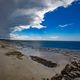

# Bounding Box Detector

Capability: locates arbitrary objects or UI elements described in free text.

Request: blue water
[40,41,80,50]
[14,41,80,50]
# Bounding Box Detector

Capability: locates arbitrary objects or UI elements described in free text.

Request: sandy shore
[0,41,55,80]
[0,41,80,80]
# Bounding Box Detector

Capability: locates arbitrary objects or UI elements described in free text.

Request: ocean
[39,41,80,50]
[11,40,80,50]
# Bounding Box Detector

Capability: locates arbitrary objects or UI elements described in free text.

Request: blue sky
[0,0,80,41]
[41,1,80,39]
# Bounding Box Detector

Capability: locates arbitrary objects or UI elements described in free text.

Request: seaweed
[5,51,24,60]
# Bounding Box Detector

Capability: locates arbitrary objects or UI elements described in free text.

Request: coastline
[0,40,80,80]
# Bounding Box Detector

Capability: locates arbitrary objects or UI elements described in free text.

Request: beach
[0,40,80,80]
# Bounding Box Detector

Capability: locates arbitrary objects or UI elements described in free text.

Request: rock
[51,60,80,80]
[51,74,62,80]
[30,56,57,68]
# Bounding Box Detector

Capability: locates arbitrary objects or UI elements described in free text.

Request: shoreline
[0,40,80,80]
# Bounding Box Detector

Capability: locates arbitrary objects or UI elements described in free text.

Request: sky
[0,0,80,41]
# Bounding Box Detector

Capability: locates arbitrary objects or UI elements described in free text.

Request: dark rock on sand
[30,56,57,68]
[51,60,80,80]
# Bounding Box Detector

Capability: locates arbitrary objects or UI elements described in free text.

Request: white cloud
[11,0,75,32]
[31,24,46,29]
[12,24,46,32]
[13,25,31,32]
[59,23,73,27]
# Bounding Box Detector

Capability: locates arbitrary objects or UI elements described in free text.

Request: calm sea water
[39,41,80,49]
[13,41,80,50]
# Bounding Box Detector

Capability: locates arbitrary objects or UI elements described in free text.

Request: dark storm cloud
[0,0,16,38]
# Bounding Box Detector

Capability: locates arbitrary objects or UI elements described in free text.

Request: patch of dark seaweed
[5,51,24,60]
[30,56,57,68]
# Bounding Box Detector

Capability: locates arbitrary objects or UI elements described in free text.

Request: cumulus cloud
[13,25,31,32]
[0,0,75,38]
[59,23,73,28]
